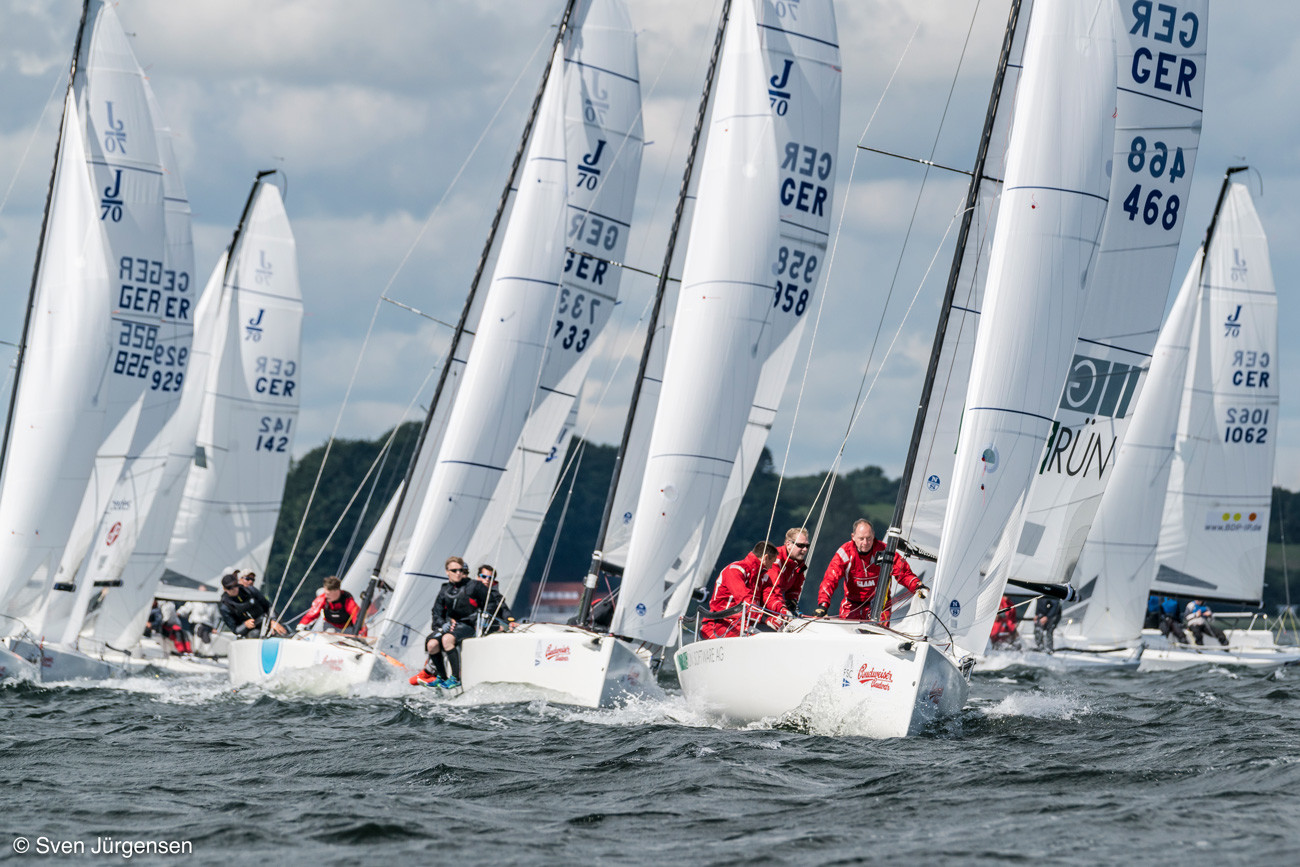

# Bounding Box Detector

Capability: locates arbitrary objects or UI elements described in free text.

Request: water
[2,666,1298,864]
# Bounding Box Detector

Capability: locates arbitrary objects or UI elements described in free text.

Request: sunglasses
[447,567,468,574]
[792,543,809,549]
[478,573,493,579]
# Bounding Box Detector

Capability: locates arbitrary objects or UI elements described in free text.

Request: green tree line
[263,426,1298,617]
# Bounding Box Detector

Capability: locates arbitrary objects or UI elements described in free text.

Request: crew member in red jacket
[298,575,363,635]
[755,527,810,626]
[989,595,1021,650]
[816,519,923,624]
[700,541,779,639]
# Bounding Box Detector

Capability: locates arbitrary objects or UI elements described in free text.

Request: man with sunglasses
[755,527,811,627]
[410,556,481,688]
[473,564,515,635]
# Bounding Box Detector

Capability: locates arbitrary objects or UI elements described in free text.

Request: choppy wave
[4,664,1299,863]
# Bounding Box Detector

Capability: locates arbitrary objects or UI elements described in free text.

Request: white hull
[0,643,39,681]
[6,637,131,681]
[1139,629,1300,671]
[977,641,1143,672]
[227,633,402,689]
[460,622,657,708]
[3,635,228,681]
[673,618,969,738]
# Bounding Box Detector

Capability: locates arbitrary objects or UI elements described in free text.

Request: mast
[0,0,92,484]
[1199,166,1250,280]
[227,170,279,278]
[871,0,1026,622]
[353,0,580,633]
[576,0,733,627]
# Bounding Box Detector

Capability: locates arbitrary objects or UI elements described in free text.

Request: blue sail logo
[1224,304,1243,338]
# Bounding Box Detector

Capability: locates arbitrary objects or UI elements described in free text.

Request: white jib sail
[376,47,574,665]
[163,183,302,586]
[1151,182,1276,603]
[612,0,839,646]
[0,97,113,621]
[899,0,1035,558]
[1066,250,1202,646]
[926,0,1117,653]
[1000,0,1208,588]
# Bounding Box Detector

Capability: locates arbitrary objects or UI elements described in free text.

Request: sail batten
[925,0,1119,652]
[612,0,840,646]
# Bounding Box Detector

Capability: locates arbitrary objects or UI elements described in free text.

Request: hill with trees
[263,427,1299,618]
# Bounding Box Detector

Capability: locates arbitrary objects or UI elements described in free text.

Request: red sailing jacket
[756,545,807,618]
[818,539,918,622]
[990,596,1018,642]
[301,590,362,633]
[701,553,764,640]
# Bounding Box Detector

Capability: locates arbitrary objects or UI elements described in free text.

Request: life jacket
[321,591,356,628]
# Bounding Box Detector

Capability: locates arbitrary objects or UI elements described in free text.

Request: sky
[2,0,1299,489]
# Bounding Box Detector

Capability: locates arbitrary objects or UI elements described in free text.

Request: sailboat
[675,0,1010,735]
[163,174,308,686]
[457,0,843,707]
[1054,171,1296,670]
[975,0,1209,670]
[230,0,643,690]
[677,0,1205,735]
[0,0,194,681]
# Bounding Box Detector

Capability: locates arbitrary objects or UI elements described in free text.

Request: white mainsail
[376,3,643,664]
[89,253,225,648]
[163,182,303,585]
[926,0,1117,652]
[612,0,840,646]
[0,96,112,620]
[1150,181,1276,604]
[45,84,197,646]
[1000,0,1208,587]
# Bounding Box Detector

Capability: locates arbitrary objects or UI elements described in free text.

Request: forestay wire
[269,26,555,614]
[758,20,923,553]
[763,1,985,566]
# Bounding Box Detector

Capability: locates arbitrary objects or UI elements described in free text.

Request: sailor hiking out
[700,542,780,639]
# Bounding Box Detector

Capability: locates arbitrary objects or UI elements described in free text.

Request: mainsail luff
[876,0,1031,619]
[351,0,584,633]
[925,0,1117,651]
